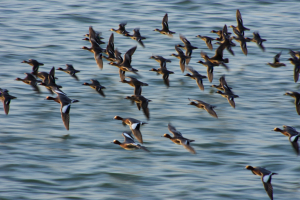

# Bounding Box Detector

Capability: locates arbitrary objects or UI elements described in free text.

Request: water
[0,0,300,199]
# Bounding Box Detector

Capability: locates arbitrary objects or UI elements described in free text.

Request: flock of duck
[1,10,300,200]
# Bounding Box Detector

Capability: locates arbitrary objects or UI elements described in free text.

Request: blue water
[0,0,300,199]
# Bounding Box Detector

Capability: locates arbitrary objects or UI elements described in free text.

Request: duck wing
[179,138,196,154]
[162,13,169,31]
[203,104,218,118]
[168,123,183,137]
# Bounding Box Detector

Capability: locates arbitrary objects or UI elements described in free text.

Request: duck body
[45,89,79,130]
[188,98,218,118]
[57,64,80,81]
[82,79,106,97]
[114,116,147,144]
[0,88,17,115]
[163,123,196,154]
[273,125,300,155]
[245,165,277,200]
[125,95,151,120]
[112,132,149,152]
[153,13,175,36]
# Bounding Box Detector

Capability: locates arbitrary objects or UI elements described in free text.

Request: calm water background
[0,0,300,199]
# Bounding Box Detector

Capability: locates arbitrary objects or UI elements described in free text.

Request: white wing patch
[290,135,298,142]
[131,123,139,130]
[123,132,134,140]
[262,174,270,183]
[62,104,70,113]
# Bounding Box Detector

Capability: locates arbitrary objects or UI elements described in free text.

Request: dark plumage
[267,52,286,68]
[45,89,79,130]
[15,73,41,93]
[177,34,198,57]
[229,9,250,36]
[57,64,80,81]
[112,132,149,152]
[124,28,146,48]
[109,46,138,81]
[170,45,191,73]
[0,88,17,115]
[188,98,218,118]
[163,123,196,154]
[125,95,151,120]
[114,116,147,144]
[82,79,106,97]
[184,66,207,91]
[273,125,300,155]
[216,75,239,108]
[153,13,175,37]
[196,35,215,50]
[110,22,129,35]
[245,166,277,200]
[120,76,148,95]
[21,59,44,73]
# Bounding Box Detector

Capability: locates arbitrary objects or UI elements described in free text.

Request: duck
[195,35,215,50]
[39,67,62,94]
[120,76,148,95]
[113,116,147,144]
[170,45,191,73]
[29,63,57,84]
[210,28,232,41]
[216,76,239,108]
[109,46,138,81]
[45,89,79,130]
[211,75,232,90]
[149,55,172,68]
[163,123,196,154]
[231,28,251,56]
[112,132,149,152]
[102,33,116,61]
[89,38,104,70]
[82,79,106,97]
[249,32,266,52]
[110,22,129,35]
[177,34,198,57]
[38,67,62,94]
[284,91,300,115]
[267,52,286,68]
[149,67,174,88]
[124,28,146,48]
[216,90,239,108]
[125,95,151,120]
[15,73,41,93]
[197,52,219,82]
[153,13,175,37]
[184,66,207,91]
[0,88,17,115]
[201,47,229,71]
[188,98,218,118]
[273,125,300,155]
[215,24,236,56]
[57,64,80,81]
[229,9,250,36]
[245,166,277,200]
[149,55,174,87]
[84,26,105,45]
[21,59,44,72]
